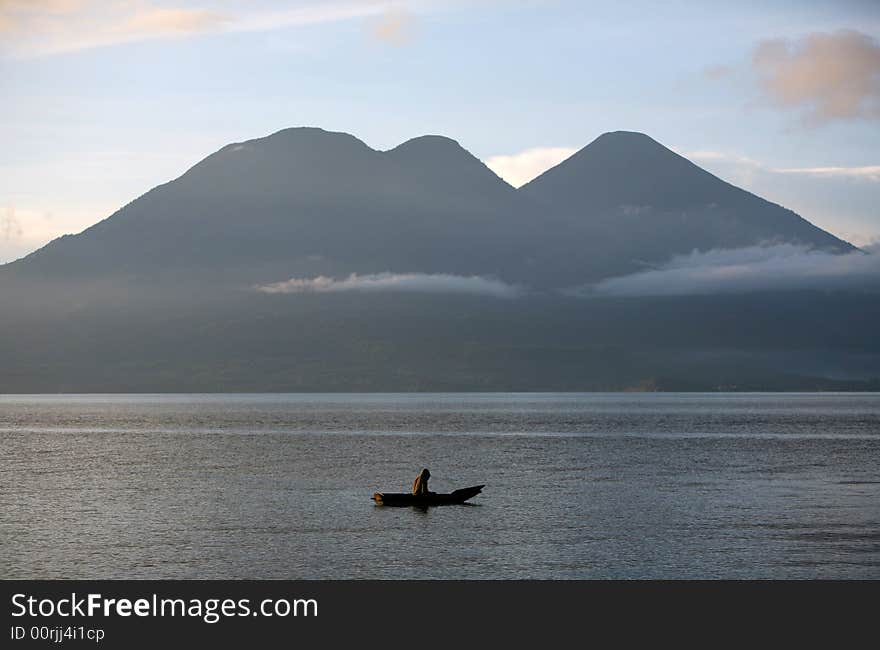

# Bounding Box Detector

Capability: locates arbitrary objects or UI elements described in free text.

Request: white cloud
[257,272,521,298]
[121,7,229,37]
[685,150,760,165]
[772,166,880,181]
[0,1,398,57]
[751,30,880,124]
[587,243,880,297]
[0,0,83,13]
[484,147,577,188]
[682,149,880,246]
[687,149,880,182]
[229,2,390,35]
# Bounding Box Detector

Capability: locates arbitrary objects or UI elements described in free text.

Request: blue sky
[1,0,879,262]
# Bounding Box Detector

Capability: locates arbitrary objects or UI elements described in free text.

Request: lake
[1,393,878,579]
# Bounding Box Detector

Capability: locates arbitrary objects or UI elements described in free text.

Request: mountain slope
[519,131,852,279]
[0,127,875,392]
[4,128,528,286]
[2,128,854,291]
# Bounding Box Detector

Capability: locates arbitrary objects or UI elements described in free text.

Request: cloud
[751,30,880,124]
[1,206,23,240]
[772,165,880,181]
[703,64,732,80]
[371,8,414,46]
[681,149,880,246]
[0,0,78,31]
[230,2,390,35]
[0,0,82,12]
[586,244,880,297]
[484,147,577,188]
[257,272,521,298]
[687,149,880,182]
[121,8,229,37]
[0,1,230,55]
[0,1,396,57]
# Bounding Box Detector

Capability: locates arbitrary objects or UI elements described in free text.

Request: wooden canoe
[372,485,484,507]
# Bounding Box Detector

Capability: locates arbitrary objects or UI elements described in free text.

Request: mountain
[0,127,875,392]
[4,127,531,287]
[519,131,853,282]
[3,128,852,291]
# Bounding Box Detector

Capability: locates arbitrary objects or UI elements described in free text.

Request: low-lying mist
[256,272,522,298]
[588,243,880,297]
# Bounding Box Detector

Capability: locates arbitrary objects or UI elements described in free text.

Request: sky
[1,0,879,263]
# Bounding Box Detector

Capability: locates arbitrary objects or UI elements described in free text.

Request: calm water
[1,393,879,579]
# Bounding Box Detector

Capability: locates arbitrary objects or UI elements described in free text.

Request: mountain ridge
[521,130,851,251]
[0,126,876,392]
[1,126,853,288]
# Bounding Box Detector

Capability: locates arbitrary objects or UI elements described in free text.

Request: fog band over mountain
[590,243,880,296]
[257,272,522,298]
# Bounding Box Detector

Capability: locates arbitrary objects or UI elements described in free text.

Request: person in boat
[412,468,431,496]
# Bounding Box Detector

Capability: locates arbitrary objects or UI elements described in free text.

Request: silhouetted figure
[412,468,431,496]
